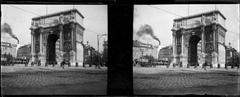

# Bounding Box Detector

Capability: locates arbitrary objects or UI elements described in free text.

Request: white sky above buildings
[1,5,108,52]
[134,4,240,52]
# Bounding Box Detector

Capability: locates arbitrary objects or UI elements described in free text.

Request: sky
[1,5,107,52]
[134,4,240,52]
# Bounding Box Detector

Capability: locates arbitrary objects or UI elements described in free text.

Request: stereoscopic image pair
[1,4,240,95]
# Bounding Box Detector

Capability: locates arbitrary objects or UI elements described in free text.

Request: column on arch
[39,28,44,65]
[70,23,76,66]
[58,24,64,65]
[31,29,36,63]
[172,31,177,66]
[201,26,206,66]
[180,30,187,67]
[212,24,218,66]
[181,33,184,56]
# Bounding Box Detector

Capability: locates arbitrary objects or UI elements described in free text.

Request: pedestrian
[203,62,207,70]
[94,55,101,69]
[97,56,101,69]
[61,61,65,69]
[83,62,85,68]
[31,61,34,66]
[180,62,183,68]
[38,60,41,66]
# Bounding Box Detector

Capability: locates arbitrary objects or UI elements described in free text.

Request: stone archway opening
[188,35,201,66]
[46,34,59,64]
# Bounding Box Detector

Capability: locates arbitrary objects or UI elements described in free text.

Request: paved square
[134,67,240,95]
[1,65,107,95]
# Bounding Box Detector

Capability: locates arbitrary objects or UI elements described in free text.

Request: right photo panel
[133,4,240,95]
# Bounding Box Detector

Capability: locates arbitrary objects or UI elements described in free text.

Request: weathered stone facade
[30,9,85,66]
[171,10,227,67]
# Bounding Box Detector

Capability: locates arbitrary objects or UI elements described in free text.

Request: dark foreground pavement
[134,67,240,95]
[1,66,107,95]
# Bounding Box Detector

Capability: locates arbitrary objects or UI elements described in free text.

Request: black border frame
[1,0,240,96]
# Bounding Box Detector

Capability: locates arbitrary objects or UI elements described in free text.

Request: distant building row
[16,41,108,65]
[158,43,240,66]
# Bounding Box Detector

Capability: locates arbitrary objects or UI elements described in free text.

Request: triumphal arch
[30,9,85,66]
[171,10,227,68]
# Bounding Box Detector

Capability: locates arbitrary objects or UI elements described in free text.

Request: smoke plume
[136,24,160,45]
[1,23,19,44]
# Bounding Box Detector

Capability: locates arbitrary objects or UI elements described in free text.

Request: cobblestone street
[134,67,240,95]
[1,65,107,95]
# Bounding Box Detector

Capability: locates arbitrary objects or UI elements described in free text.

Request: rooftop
[32,9,84,20]
[174,10,226,21]
[160,45,172,50]
[133,40,155,49]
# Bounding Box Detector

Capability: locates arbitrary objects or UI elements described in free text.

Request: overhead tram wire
[44,5,48,24]
[214,5,240,40]
[238,4,240,21]
[227,30,240,35]
[8,5,40,16]
[148,5,240,37]
[147,5,184,18]
[217,5,240,36]
[187,4,189,26]
[9,4,101,36]
[85,28,99,35]
[215,4,217,11]
[188,4,189,17]
[71,6,104,43]
[46,5,48,15]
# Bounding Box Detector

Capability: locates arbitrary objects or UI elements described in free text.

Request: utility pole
[97,34,107,68]
[97,35,99,53]
[140,48,144,65]
[97,34,107,53]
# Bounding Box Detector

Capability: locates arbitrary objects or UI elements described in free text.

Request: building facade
[83,42,95,64]
[225,43,240,67]
[158,45,173,62]
[17,44,31,59]
[172,10,227,67]
[1,42,18,57]
[1,23,18,58]
[102,41,108,65]
[133,40,158,60]
[30,9,85,66]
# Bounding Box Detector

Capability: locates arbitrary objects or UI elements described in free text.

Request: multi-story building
[102,41,108,66]
[158,45,173,62]
[17,44,31,59]
[133,40,158,60]
[1,23,19,58]
[83,42,95,64]
[225,43,240,67]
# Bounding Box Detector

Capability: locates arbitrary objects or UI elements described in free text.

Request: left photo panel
[1,4,108,95]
